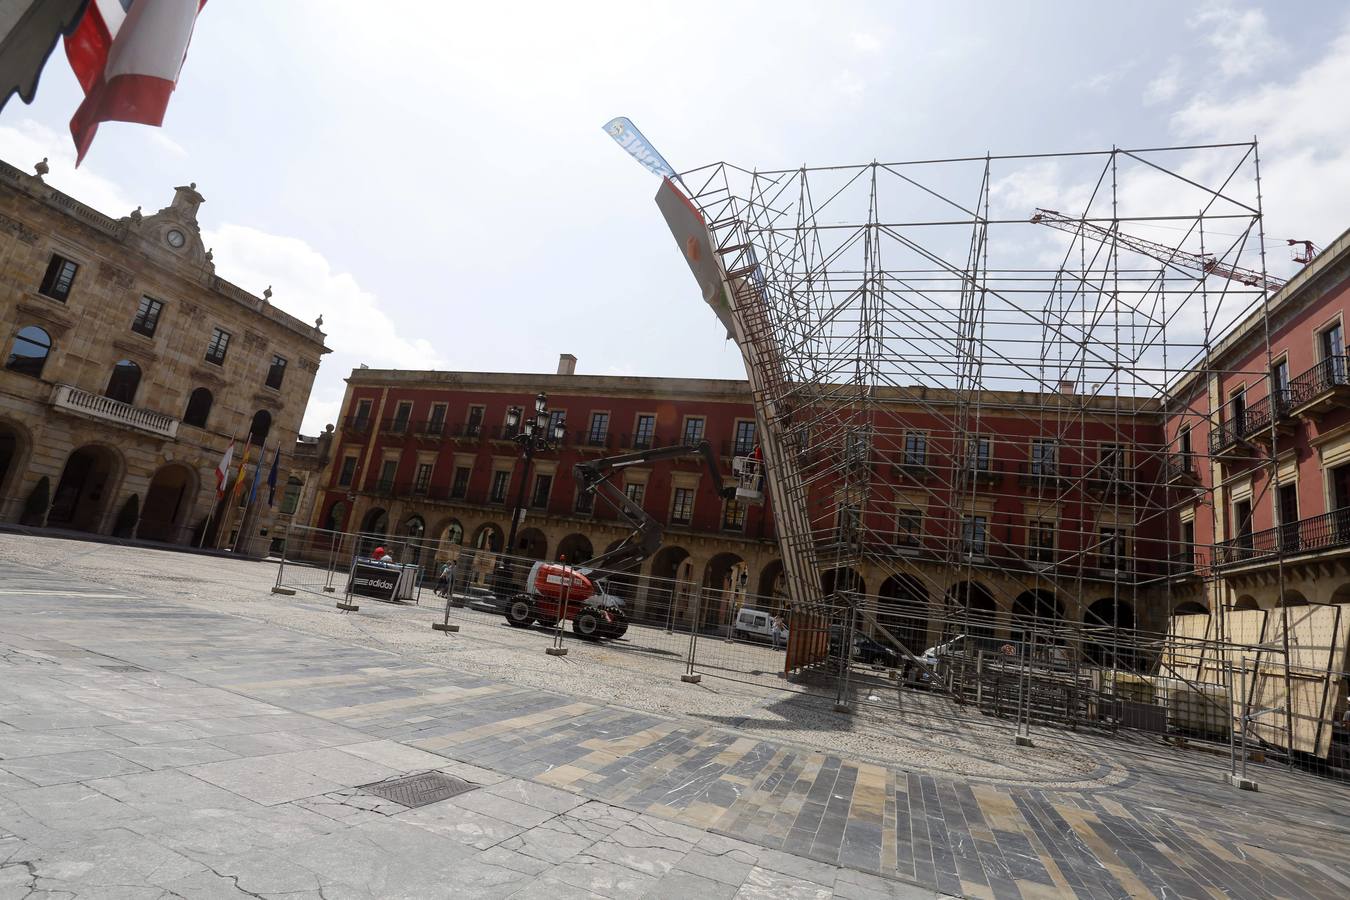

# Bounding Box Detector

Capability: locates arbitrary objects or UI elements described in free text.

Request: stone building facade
[0,157,329,551]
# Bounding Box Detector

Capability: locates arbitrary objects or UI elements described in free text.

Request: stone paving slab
[0,557,1348,897]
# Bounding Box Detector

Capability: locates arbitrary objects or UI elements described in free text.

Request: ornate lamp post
[495,392,566,593]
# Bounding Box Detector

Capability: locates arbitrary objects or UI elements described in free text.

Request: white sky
[2,0,1348,433]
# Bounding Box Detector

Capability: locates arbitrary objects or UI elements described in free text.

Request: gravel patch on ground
[0,535,1124,787]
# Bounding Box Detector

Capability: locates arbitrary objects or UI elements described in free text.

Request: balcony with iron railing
[379,416,414,436]
[1017,460,1068,491]
[1288,355,1350,418]
[341,415,373,436]
[1238,389,1293,445]
[1214,507,1350,570]
[1164,452,1201,484]
[1084,462,1132,498]
[958,457,1003,488]
[50,384,178,439]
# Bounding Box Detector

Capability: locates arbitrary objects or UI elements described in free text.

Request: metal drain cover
[360,772,478,808]
[99,665,147,673]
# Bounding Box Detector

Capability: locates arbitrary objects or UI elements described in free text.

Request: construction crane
[1030,208,1287,293]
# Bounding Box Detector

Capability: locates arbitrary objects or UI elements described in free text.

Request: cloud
[851,32,883,54]
[1144,59,1182,105]
[202,224,450,433]
[0,118,135,215]
[145,129,188,158]
[1172,21,1350,249]
[1188,2,1283,78]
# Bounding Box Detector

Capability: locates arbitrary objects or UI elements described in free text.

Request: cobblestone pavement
[0,551,1348,898]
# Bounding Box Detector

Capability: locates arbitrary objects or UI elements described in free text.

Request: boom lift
[501,441,762,639]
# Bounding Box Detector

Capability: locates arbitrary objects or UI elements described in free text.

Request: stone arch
[877,574,928,653]
[1331,583,1350,605]
[649,545,693,627]
[248,409,272,445]
[1011,589,1065,649]
[1275,589,1309,607]
[1232,594,1259,611]
[433,517,464,547]
[703,552,748,632]
[0,418,34,518]
[400,515,427,566]
[104,359,141,404]
[945,581,997,646]
[321,499,348,533]
[20,475,49,526]
[473,522,503,552]
[555,533,593,564]
[6,324,52,378]
[1174,600,1209,616]
[514,527,547,560]
[112,494,139,538]
[757,559,785,608]
[47,444,123,533]
[183,387,213,428]
[821,566,866,599]
[139,462,199,543]
[1083,597,1140,670]
[358,506,389,556]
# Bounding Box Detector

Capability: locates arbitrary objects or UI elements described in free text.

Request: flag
[65,0,207,165]
[602,117,676,179]
[213,437,234,499]
[248,443,266,506]
[266,445,281,507]
[232,440,252,500]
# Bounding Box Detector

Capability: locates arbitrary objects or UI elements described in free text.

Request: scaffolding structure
[655,142,1349,764]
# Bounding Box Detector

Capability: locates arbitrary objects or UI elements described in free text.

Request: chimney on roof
[1058,379,1075,395]
[557,353,577,376]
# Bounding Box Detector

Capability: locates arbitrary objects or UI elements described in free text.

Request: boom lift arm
[574,441,738,575]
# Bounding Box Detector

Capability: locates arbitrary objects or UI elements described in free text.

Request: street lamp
[494,392,565,595]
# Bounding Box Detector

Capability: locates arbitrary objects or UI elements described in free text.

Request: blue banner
[602,116,676,179]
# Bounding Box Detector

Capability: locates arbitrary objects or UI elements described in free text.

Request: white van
[733,608,786,644]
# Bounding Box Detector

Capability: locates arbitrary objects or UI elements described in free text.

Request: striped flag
[213,437,234,499]
[231,440,252,501]
[266,445,281,507]
[65,0,207,164]
[248,443,266,506]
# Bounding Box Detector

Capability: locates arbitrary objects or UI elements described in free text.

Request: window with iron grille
[967,436,991,470]
[837,504,860,543]
[392,401,412,433]
[337,456,358,487]
[466,405,484,436]
[671,487,694,524]
[489,470,510,503]
[896,508,921,546]
[204,327,230,365]
[904,432,927,467]
[634,414,655,449]
[414,463,433,494]
[131,297,163,337]
[378,459,398,491]
[354,398,372,430]
[450,466,471,498]
[1028,521,1055,563]
[265,354,287,389]
[531,474,552,508]
[39,254,78,301]
[961,515,988,556]
[722,499,746,531]
[682,416,705,444]
[548,409,566,437]
[1100,528,1126,568]
[624,482,645,506]
[427,404,447,433]
[1100,443,1125,480]
[1030,439,1056,475]
[587,412,609,445]
[733,420,756,456]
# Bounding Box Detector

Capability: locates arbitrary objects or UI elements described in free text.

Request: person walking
[437,559,456,598]
[771,614,787,651]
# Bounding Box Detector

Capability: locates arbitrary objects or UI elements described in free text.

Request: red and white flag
[64,0,207,165]
[214,438,235,500]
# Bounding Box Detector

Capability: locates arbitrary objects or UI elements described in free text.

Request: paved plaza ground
[1,537,1349,898]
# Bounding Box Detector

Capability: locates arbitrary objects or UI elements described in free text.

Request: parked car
[733,607,787,644]
[851,634,902,667]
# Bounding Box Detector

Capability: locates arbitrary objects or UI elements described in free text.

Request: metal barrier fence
[270,522,1350,784]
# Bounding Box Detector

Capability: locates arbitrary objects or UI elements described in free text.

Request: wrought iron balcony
[379,417,412,435]
[341,415,372,436]
[958,458,1003,487]
[1237,389,1293,444]
[1288,355,1350,418]
[50,384,178,439]
[1214,507,1350,570]
[1164,452,1201,484]
[1017,461,1067,490]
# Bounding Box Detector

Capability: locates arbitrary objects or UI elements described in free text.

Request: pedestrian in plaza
[771,613,786,651]
[437,559,456,597]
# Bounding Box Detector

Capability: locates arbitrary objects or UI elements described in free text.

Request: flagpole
[202,428,241,549]
[234,442,267,556]
[218,434,252,552]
